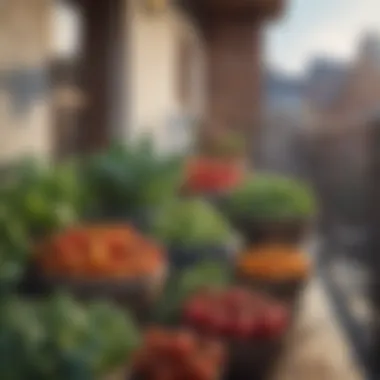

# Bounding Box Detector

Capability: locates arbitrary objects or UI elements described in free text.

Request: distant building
[257,70,306,175]
[305,33,380,132]
[264,70,305,113]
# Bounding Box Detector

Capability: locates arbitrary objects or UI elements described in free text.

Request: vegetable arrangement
[184,157,244,194]
[81,140,184,224]
[36,225,165,279]
[152,262,231,326]
[0,143,313,379]
[132,328,225,380]
[183,287,289,340]
[152,199,233,248]
[2,159,85,238]
[0,293,140,380]
[236,245,310,281]
[184,132,246,194]
[224,175,316,222]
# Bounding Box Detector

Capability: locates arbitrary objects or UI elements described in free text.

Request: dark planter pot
[182,324,286,380]
[19,263,167,324]
[224,336,285,380]
[235,273,307,311]
[168,244,236,271]
[230,217,310,245]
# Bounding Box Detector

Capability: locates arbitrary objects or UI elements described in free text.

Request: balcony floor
[272,278,364,380]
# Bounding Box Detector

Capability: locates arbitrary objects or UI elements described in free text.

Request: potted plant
[151,199,238,270]
[235,245,311,307]
[222,174,316,244]
[30,224,168,322]
[81,138,184,232]
[183,132,246,197]
[181,286,291,379]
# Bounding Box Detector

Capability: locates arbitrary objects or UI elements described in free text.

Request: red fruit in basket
[207,311,230,336]
[153,368,176,380]
[260,305,289,338]
[185,356,218,380]
[184,300,209,325]
[223,287,250,308]
[145,328,171,349]
[172,331,197,358]
[233,312,259,339]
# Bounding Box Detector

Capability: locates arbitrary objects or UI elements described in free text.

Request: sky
[266,0,380,75]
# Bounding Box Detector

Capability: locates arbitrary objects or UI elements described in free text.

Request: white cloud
[267,0,380,74]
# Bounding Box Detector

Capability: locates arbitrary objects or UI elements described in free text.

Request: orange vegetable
[36,224,165,280]
[236,245,310,281]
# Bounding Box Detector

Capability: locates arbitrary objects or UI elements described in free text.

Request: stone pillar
[203,21,262,147]
[181,0,283,160]
[76,0,126,154]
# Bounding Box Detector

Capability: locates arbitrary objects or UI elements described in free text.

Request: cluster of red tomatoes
[36,225,164,279]
[183,287,289,340]
[184,157,244,194]
[132,328,225,380]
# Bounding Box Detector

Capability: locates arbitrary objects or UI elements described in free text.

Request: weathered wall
[0,0,52,163]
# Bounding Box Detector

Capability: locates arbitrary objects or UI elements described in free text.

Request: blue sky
[266,0,380,74]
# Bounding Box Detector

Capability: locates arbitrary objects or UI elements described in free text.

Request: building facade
[0,0,52,164]
[1,0,285,162]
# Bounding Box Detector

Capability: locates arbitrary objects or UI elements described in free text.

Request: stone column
[76,0,126,154]
[203,20,262,148]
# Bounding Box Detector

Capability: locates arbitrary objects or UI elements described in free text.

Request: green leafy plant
[0,158,85,238]
[225,174,316,221]
[152,198,233,247]
[81,138,184,220]
[0,293,141,380]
